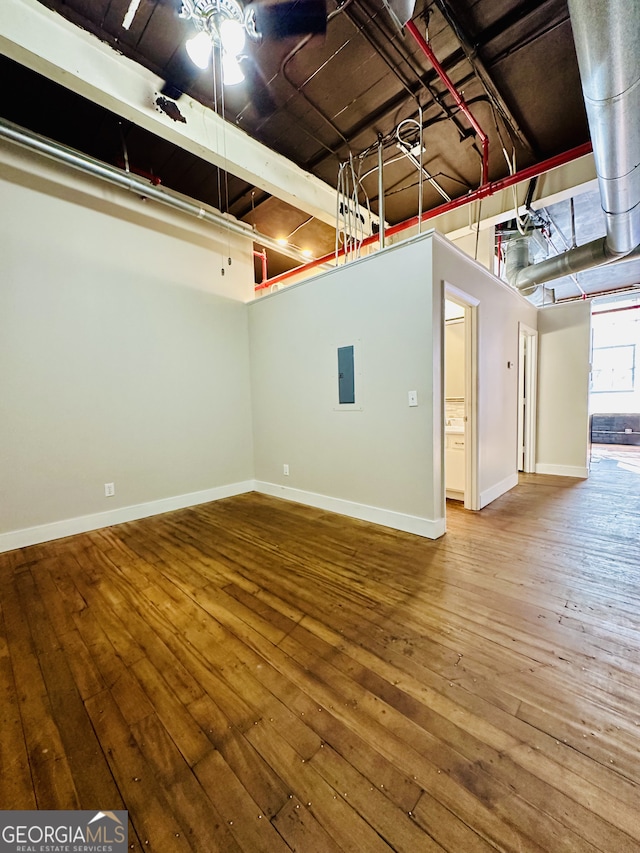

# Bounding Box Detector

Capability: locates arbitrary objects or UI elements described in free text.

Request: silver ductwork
[512,236,640,294]
[570,0,640,256]
[504,236,531,288]
[510,0,640,291]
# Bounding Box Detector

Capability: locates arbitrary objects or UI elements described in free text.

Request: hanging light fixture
[185,30,214,68]
[180,0,255,82]
[219,17,246,55]
[181,0,328,78]
[220,16,246,83]
[221,53,245,84]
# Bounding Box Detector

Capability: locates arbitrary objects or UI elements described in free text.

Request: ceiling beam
[473,0,556,50]
[0,0,374,232]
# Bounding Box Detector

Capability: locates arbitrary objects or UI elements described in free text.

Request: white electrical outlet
[283,464,290,476]
[104,482,115,497]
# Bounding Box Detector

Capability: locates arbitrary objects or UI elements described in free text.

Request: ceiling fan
[158,0,329,117]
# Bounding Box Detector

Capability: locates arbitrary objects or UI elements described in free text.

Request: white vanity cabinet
[445,430,465,499]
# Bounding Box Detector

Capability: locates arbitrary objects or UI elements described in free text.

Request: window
[591,344,636,393]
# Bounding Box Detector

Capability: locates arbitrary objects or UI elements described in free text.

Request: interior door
[518,331,526,471]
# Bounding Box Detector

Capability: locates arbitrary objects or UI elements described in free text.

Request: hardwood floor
[1,458,639,851]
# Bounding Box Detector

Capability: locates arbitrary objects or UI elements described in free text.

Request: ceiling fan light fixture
[186,31,213,68]
[220,18,246,56]
[222,53,245,85]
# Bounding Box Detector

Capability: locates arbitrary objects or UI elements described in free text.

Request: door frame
[445,283,480,511]
[518,322,538,474]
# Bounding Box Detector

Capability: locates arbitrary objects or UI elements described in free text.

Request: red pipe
[256,140,593,290]
[253,248,268,283]
[405,19,489,186]
[592,303,640,316]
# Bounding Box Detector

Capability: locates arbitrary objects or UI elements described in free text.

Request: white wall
[433,236,538,507]
[1,137,591,552]
[0,143,255,550]
[249,230,540,535]
[448,227,495,273]
[249,236,444,538]
[536,301,591,477]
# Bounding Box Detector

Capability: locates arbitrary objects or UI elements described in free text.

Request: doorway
[444,300,465,501]
[517,323,538,473]
[444,285,479,511]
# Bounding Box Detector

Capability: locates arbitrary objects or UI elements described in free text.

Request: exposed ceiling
[1,0,638,298]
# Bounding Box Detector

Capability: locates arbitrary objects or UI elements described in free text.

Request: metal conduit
[0,117,323,271]
[257,141,593,290]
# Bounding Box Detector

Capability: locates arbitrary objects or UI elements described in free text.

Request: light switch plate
[408,390,418,407]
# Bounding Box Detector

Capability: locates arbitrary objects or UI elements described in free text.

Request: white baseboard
[255,481,446,539]
[535,463,589,478]
[1,478,448,553]
[0,480,255,554]
[479,472,519,509]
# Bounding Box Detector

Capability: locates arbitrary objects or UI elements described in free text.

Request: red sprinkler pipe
[405,19,489,187]
[253,248,268,283]
[255,141,592,291]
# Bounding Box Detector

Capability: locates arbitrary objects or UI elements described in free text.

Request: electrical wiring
[502,146,530,235]
[335,154,372,263]
[396,117,450,203]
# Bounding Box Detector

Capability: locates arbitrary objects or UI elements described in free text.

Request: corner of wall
[0,481,256,554]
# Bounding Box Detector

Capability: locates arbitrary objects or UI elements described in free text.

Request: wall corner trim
[0,480,256,554]
[479,472,519,509]
[535,464,589,478]
[255,481,446,539]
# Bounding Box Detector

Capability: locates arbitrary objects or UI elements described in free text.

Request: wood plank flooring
[1,455,639,852]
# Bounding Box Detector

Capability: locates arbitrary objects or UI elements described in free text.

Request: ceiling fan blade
[251,0,327,40]
[239,55,277,117]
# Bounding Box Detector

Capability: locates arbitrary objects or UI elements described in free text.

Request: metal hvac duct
[509,0,640,292]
